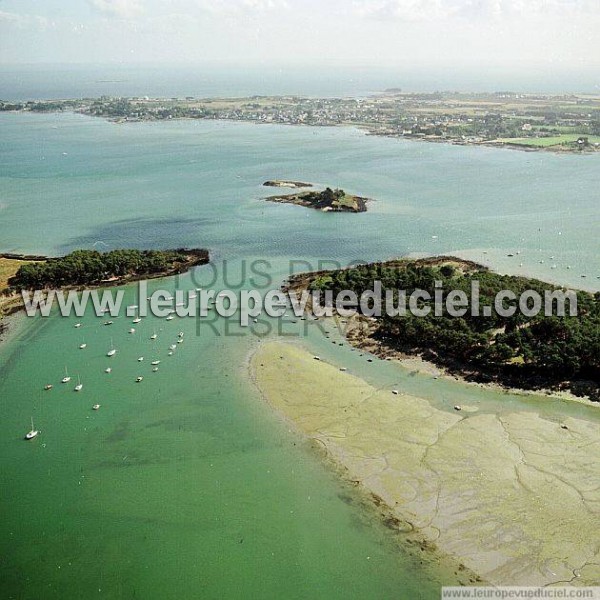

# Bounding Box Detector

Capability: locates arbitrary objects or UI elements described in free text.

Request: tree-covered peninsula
[287,257,600,401]
[7,248,209,290]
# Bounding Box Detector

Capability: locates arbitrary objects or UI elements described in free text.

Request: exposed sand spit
[252,341,600,587]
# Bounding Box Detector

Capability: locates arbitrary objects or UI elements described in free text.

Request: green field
[0,257,33,290]
[500,134,600,148]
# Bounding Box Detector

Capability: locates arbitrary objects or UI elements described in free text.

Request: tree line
[10,248,208,290]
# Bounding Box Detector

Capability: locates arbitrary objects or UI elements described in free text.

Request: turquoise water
[1,112,600,599]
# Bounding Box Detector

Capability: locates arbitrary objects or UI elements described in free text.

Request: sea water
[1,111,599,599]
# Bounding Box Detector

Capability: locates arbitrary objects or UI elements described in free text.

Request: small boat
[150,331,158,340]
[92,404,100,411]
[152,367,159,372]
[133,317,142,324]
[74,375,83,392]
[129,328,136,334]
[168,351,174,356]
[138,357,144,362]
[178,332,184,338]
[104,321,114,326]
[151,360,161,366]
[25,417,39,440]
[169,344,177,350]
[74,323,82,328]
[44,384,53,391]
[105,367,112,374]
[177,339,183,344]
[454,405,462,412]
[392,390,399,395]
[107,338,117,357]
[136,376,143,383]
[313,356,320,361]
[79,342,87,349]
[166,315,174,321]
[61,367,71,384]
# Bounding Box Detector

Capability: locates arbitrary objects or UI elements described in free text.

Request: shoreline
[337,312,600,409]
[3,103,600,155]
[246,341,485,588]
[250,340,600,587]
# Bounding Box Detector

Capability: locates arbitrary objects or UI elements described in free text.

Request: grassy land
[0,257,41,321]
[500,134,600,147]
[0,257,33,291]
[335,193,360,209]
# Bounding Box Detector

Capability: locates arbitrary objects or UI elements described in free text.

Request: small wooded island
[265,186,370,213]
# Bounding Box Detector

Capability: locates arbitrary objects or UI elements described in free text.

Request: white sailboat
[107,338,117,357]
[150,329,158,340]
[61,367,71,384]
[25,417,39,440]
[74,375,83,392]
[79,338,87,349]
[133,317,142,324]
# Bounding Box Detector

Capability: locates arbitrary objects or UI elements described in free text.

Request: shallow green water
[1,112,599,599]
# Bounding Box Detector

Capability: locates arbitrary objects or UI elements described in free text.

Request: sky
[0,0,599,71]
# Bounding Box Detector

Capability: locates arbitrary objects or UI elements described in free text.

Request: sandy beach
[251,341,600,587]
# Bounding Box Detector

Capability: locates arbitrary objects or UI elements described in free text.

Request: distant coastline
[3,91,600,154]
